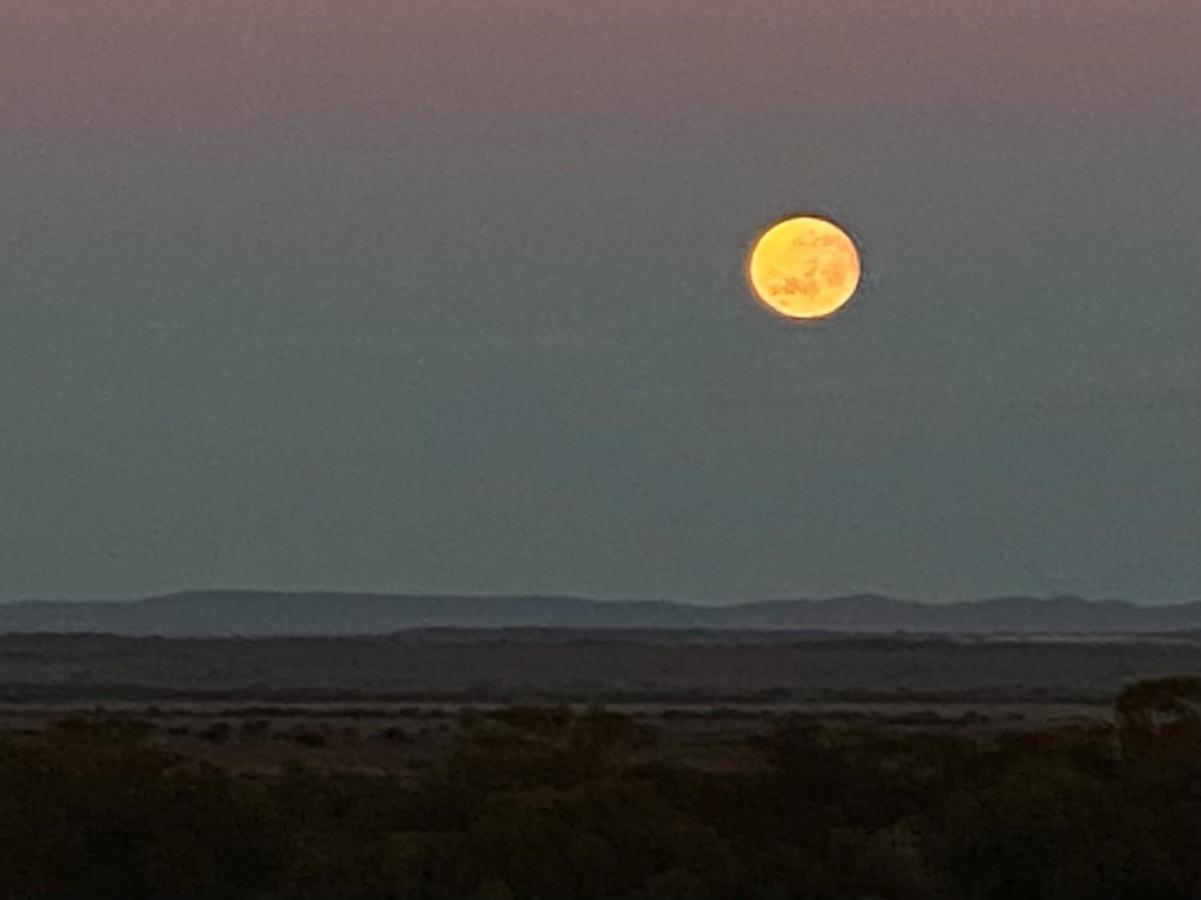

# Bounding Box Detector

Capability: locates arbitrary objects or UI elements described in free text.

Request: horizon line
[3,589,1196,609]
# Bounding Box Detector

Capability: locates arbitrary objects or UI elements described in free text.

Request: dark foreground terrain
[2,675,1200,899]
[3,632,1201,898]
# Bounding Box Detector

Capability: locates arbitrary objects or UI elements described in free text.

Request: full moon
[747,215,862,320]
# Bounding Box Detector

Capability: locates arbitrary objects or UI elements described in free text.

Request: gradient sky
[1,1,1198,602]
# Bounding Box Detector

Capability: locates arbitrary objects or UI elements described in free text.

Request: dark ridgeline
[0,591,1198,636]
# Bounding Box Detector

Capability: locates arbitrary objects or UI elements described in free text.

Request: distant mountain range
[0,591,1198,636]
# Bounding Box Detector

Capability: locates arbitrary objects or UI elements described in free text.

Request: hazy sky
[2,1,1198,602]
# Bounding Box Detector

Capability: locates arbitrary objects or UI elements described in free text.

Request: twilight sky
[1,1,1198,603]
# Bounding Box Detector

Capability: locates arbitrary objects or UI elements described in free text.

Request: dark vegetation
[1,678,1199,899]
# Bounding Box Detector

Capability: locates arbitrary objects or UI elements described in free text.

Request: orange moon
[747,215,862,320]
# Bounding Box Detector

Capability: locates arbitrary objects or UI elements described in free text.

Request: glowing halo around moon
[747,215,862,320]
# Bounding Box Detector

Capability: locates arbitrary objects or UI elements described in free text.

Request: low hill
[0,591,1198,636]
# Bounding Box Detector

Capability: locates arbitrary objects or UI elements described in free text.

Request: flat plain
[2,629,1198,772]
